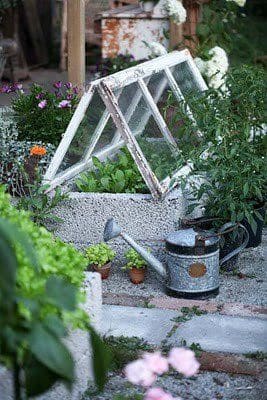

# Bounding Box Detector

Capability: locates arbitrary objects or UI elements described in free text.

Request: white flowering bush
[195,46,229,90]
[227,0,246,7]
[164,0,186,25]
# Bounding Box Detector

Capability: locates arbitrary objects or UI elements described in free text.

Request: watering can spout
[103,218,167,279]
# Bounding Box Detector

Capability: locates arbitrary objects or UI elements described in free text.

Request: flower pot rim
[90,261,112,270]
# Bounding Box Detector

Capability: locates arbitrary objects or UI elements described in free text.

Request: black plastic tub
[242,204,266,248]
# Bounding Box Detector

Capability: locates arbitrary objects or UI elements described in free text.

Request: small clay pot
[129,267,146,284]
[92,262,111,280]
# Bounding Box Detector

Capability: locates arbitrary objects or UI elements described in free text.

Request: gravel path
[82,371,266,400]
[102,233,266,306]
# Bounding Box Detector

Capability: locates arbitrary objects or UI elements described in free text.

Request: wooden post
[67,0,85,89]
[169,20,183,50]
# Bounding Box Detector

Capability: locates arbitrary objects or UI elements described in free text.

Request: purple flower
[53,81,62,89]
[72,86,79,95]
[1,84,12,93]
[12,83,23,91]
[38,100,47,109]
[65,82,73,89]
[36,92,44,100]
[58,99,71,108]
[66,93,73,100]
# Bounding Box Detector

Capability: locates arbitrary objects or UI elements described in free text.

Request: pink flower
[65,82,72,89]
[168,348,200,378]
[38,100,47,109]
[58,99,71,108]
[124,359,156,387]
[145,387,181,400]
[53,81,62,89]
[143,352,169,375]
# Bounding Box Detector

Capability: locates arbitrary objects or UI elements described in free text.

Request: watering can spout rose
[103,218,249,298]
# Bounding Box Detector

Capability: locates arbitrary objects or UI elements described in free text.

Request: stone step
[101,305,267,355]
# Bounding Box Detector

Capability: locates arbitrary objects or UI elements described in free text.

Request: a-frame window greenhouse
[44,50,207,199]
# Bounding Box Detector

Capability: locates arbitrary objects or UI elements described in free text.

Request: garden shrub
[0,185,88,328]
[10,82,79,145]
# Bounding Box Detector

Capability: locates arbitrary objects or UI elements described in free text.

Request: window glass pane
[146,71,198,157]
[57,90,117,173]
[116,82,181,182]
[171,61,203,96]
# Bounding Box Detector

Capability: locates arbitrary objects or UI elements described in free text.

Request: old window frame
[44,49,208,198]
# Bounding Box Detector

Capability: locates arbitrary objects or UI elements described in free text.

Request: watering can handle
[218,222,249,266]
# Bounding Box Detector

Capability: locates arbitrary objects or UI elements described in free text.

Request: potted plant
[139,0,159,13]
[85,243,116,279]
[123,248,147,284]
[175,65,266,268]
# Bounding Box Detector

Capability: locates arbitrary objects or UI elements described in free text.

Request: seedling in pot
[123,249,148,284]
[85,243,115,280]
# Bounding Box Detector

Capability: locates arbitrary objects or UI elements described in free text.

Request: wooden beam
[67,0,85,89]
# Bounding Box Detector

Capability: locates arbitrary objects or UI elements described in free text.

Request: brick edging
[198,351,265,376]
[103,292,267,319]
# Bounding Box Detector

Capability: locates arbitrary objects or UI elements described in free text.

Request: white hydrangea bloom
[147,42,168,58]
[194,46,229,91]
[226,0,246,7]
[164,0,187,25]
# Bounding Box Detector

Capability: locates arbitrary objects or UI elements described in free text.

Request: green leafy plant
[123,248,148,270]
[75,149,147,194]
[94,54,139,78]
[174,65,266,233]
[85,243,115,268]
[8,82,79,145]
[0,209,111,399]
[0,185,87,328]
[103,335,154,372]
[18,181,68,226]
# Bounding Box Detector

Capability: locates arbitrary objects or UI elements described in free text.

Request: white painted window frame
[43,49,208,198]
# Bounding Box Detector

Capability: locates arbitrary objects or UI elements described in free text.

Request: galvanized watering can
[104,219,249,298]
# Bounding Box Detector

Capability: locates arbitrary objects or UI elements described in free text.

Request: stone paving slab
[166,314,267,354]
[100,304,179,344]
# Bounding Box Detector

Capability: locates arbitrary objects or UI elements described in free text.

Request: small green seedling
[85,243,115,268]
[122,248,148,270]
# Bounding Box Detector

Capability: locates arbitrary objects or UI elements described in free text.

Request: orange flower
[30,145,47,156]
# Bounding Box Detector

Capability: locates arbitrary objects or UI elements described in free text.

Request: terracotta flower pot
[129,267,146,284]
[92,262,111,280]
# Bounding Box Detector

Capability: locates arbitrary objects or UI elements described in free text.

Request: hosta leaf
[29,323,74,382]
[46,276,77,311]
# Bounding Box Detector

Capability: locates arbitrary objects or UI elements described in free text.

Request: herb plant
[8,82,79,145]
[18,182,68,226]
[176,65,267,233]
[75,149,147,194]
[85,243,116,268]
[123,249,147,270]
